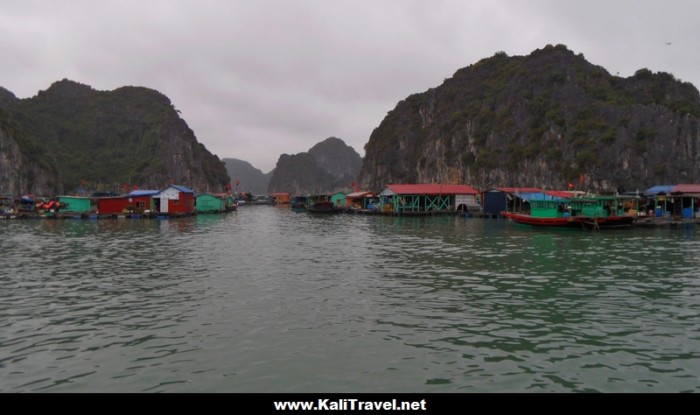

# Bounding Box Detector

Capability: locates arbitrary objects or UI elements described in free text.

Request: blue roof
[519,192,569,201]
[169,185,194,194]
[644,185,674,196]
[129,189,160,197]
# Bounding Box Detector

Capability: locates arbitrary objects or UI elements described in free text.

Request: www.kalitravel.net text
[273,398,428,411]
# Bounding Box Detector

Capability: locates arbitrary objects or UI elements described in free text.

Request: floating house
[57,195,93,216]
[670,184,700,218]
[269,192,291,204]
[378,184,480,214]
[345,191,378,210]
[196,192,227,213]
[643,185,677,217]
[95,185,195,217]
[330,192,347,208]
[156,185,196,215]
[96,190,158,215]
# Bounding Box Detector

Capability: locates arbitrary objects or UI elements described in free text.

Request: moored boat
[306,200,343,214]
[502,195,637,229]
[290,195,309,212]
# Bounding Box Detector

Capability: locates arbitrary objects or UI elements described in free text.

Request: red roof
[386,184,479,195]
[544,190,578,198]
[672,184,700,194]
[491,187,543,193]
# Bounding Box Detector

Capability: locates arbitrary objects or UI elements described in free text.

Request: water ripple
[1,213,700,392]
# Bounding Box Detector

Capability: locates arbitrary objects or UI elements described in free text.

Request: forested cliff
[359,44,700,192]
[268,137,362,194]
[0,80,229,196]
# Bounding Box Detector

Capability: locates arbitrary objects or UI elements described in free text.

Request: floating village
[2,182,700,229]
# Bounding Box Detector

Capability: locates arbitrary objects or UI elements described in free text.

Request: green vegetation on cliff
[2,79,229,194]
[360,44,700,191]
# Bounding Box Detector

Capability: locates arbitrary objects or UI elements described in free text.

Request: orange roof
[386,184,479,195]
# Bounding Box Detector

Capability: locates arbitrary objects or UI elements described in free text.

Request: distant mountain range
[0,78,362,197]
[5,44,699,198]
[221,158,272,195]
[267,137,363,194]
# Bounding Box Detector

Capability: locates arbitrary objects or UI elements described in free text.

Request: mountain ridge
[359,44,700,192]
[0,79,230,196]
[267,137,363,194]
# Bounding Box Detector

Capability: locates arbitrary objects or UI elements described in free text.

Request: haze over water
[2,208,699,392]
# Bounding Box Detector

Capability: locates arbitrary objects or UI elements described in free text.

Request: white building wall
[158,187,181,214]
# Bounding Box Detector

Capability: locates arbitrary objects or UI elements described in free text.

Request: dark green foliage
[2,79,229,193]
[359,44,700,191]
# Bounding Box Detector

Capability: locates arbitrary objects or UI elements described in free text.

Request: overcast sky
[2,0,698,172]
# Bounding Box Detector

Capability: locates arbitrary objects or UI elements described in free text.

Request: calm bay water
[1,207,699,393]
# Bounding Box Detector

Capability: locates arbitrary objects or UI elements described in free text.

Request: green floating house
[379,184,480,214]
[196,192,236,213]
[196,193,226,213]
[58,196,93,215]
[330,192,347,208]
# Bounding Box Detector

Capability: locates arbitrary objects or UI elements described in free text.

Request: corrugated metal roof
[346,191,375,198]
[129,190,160,197]
[672,184,700,194]
[543,190,578,198]
[169,185,195,193]
[645,185,674,195]
[385,184,479,195]
[490,187,543,193]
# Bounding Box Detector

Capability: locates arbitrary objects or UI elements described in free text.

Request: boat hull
[306,201,343,214]
[503,212,635,229]
[306,207,343,214]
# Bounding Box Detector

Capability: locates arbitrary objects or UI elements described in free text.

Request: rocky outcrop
[268,137,362,194]
[0,79,230,195]
[0,122,60,196]
[222,158,272,194]
[359,45,700,192]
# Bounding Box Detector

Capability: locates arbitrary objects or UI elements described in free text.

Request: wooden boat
[503,211,635,229]
[306,200,343,214]
[502,195,637,229]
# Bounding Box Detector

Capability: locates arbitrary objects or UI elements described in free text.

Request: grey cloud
[1,0,699,172]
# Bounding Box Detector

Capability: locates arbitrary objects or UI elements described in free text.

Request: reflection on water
[1,210,699,392]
